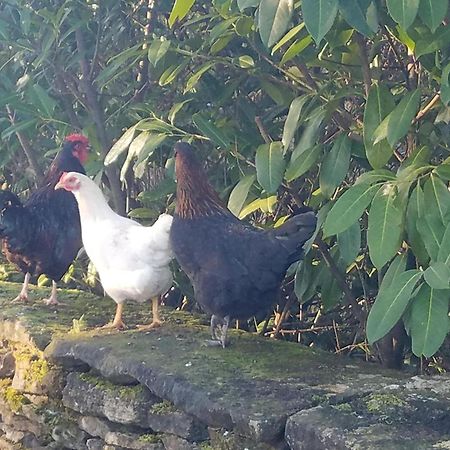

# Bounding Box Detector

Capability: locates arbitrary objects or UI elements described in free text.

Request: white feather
[65,172,173,305]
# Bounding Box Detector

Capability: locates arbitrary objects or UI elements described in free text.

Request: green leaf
[135,133,167,164]
[386,89,421,146]
[159,62,188,86]
[169,0,195,27]
[295,257,312,301]
[424,174,450,223]
[410,284,449,357]
[323,183,380,237]
[338,0,374,37]
[406,184,429,264]
[104,126,136,166]
[258,0,294,47]
[387,0,420,29]
[238,195,277,219]
[148,39,171,67]
[285,145,321,182]
[271,23,305,54]
[367,184,403,269]
[437,223,450,266]
[291,112,324,160]
[192,113,231,148]
[319,135,351,198]
[255,142,286,194]
[138,178,177,203]
[233,55,255,68]
[238,0,261,11]
[367,269,422,344]
[31,84,56,118]
[424,262,450,289]
[280,36,313,64]
[434,163,450,181]
[302,0,339,43]
[441,63,450,106]
[417,214,446,261]
[120,131,153,181]
[418,0,448,32]
[363,84,395,168]
[227,174,256,216]
[1,119,38,140]
[382,253,408,288]
[282,96,310,151]
[355,169,396,185]
[337,221,361,264]
[184,61,216,93]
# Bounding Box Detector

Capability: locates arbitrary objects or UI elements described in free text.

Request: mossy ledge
[1,281,450,449]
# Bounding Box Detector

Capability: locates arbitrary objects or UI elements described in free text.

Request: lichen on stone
[137,433,161,443]
[149,399,177,415]
[365,393,407,414]
[3,385,30,412]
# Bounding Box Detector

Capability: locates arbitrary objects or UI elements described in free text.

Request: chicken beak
[54,180,64,190]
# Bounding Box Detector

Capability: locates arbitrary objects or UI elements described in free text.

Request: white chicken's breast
[55,172,173,329]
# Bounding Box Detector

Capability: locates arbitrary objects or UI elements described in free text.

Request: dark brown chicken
[170,142,317,347]
[0,134,89,305]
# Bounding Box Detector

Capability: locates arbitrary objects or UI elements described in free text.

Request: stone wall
[2,282,450,450]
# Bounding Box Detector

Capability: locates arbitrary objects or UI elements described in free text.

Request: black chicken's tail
[0,190,33,252]
[268,210,317,264]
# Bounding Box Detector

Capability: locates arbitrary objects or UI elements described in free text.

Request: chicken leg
[12,272,31,303]
[137,297,163,330]
[43,280,61,306]
[209,314,230,348]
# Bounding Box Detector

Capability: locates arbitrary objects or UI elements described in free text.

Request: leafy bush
[2,0,450,363]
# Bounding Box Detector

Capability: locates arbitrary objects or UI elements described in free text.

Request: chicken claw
[209,315,230,348]
[11,273,30,303]
[137,297,163,331]
[43,281,64,306]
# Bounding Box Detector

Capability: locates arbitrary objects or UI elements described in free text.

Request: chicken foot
[43,280,63,306]
[208,314,230,348]
[103,303,127,330]
[12,273,31,303]
[137,297,163,330]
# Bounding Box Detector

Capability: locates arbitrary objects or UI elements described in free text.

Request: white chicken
[55,172,173,330]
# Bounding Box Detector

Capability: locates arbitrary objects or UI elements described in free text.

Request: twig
[413,94,440,124]
[5,105,44,183]
[355,34,371,96]
[316,238,365,324]
[255,116,272,144]
[273,295,294,337]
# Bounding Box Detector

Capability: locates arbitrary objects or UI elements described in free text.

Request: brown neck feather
[175,157,228,219]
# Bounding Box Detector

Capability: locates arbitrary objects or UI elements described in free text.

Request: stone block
[160,435,201,450]
[0,351,15,378]
[87,438,105,450]
[79,416,114,439]
[63,372,158,427]
[104,431,164,450]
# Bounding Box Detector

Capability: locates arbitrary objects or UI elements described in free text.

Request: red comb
[65,134,89,144]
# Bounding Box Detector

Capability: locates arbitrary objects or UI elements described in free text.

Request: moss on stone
[365,393,407,414]
[79,372,145,399]
[3,386,30,412]
[332,403,353,412]
[137,433,161,443]
[149,400,177,415]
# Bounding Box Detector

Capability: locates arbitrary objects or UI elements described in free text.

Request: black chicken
[170,142,317,347]
[0,134,89,305]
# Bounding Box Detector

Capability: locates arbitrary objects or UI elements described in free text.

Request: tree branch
[75,27,125,215]
[5,105,44,183]
[355,33,371,96]
[316,238,365,324]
